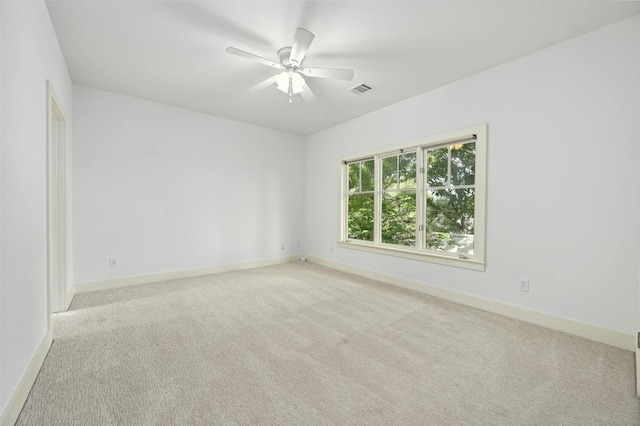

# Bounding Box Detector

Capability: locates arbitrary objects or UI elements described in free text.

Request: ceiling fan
[226,28,354,103]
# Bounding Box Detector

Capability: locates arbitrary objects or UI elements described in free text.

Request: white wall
[0,0,73,416]
[73,86,305,284]
[305,16,640,336]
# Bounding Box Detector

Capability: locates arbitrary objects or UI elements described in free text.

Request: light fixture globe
[275,69,306,95]
[290,72,305,94]
[275,71,290,93]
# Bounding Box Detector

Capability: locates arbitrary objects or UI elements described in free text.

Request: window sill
[337,240,485,271]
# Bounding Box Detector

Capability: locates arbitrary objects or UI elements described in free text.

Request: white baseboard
[636,347,640,397]
[307,255,635,352]
[74,255,301,294]
[65,285,76,311]
[0,329,53,426]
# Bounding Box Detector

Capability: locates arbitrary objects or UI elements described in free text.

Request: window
[381,151,416,247]
[347,159,375,241]
[340,125,487,270]
[425,142,475,255]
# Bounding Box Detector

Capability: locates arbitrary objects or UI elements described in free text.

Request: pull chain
[288,77,293,103]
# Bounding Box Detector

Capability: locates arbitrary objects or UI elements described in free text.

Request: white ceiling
[46,1,640,136]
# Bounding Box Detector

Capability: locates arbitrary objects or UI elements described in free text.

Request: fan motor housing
[277,47,294,67]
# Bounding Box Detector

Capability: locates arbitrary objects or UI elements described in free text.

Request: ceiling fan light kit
[226,27,355,103]
[276,71,304,94]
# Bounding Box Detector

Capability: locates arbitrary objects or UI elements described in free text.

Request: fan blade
[301,67,354,81]
[289,28,315,66]
[300,83,316,103]
[248,75,278,92]
[226,47,281,69]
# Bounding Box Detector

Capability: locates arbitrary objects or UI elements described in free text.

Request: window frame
[339,124,487,271]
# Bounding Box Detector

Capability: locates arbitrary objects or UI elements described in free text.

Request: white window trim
[339,124,487,271]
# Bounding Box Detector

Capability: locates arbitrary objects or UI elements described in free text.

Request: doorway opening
[47,81,68,320]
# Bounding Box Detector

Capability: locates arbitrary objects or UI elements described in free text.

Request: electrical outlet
[109,257,119,268]
[519,279,529,292]
[330,246,334,253]
[280,243,285,250]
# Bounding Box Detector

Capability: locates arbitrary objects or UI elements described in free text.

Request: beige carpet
[16,262,640,425]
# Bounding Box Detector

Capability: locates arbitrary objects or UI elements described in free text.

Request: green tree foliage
[381,192,416,246]
[348,193,374,241]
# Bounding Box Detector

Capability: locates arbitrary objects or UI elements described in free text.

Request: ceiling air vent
[350,82,375,95]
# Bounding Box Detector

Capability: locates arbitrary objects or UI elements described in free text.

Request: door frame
[46,80,70,320]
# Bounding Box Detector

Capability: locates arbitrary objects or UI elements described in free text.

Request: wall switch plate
[280,243,285,250]
[519,279,529,292]
[109,257,119,268]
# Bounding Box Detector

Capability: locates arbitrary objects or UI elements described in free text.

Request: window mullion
[342,162,349,241]
[374,156,382,245]
[416,148,425,250]
[447,147,452,187]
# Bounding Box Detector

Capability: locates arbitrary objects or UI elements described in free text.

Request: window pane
[399,153,417,189]
[382,156,398,191]
[382,191,416,247]
[348,193,374,241]
[426,188,475,254]
[426,147,448,187]
[361,159,375,192]
[348,163,360,192]
[451,142,475,186]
